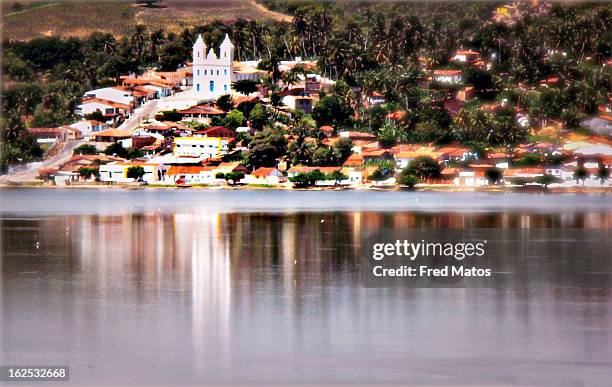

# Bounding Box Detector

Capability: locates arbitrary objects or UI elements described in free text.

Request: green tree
[157,40,187,71]
[399,173,419,188]
[233,79,259,95]
[216,94,234,112]
[596,165,609,185]
[573,165,588,186]
[534,174,560,188]
[73,144,98,155]
[289,173,315,188]
[247,127,287,168]
[217,171,245,185]
[84,110,106,122]
[155,109,181,122]
[333,138,353,164]
[248,104,269,130]
[128,148,145,159]
[312,146,334,166]
[377,123,401,148]
[78,167,99,179]
[126,166,145,181]
[327,170,348,184]
[312,95,354,128]
[485,167,502,185]
[405,156,440,179]
[224,109,245,130]
[104,143,128,158]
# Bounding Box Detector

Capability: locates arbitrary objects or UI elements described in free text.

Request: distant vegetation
[1,0,292,40]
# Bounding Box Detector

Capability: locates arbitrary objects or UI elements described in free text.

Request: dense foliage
[2,1,610,170]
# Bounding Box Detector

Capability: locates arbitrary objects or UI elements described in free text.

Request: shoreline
[1,181,611,194]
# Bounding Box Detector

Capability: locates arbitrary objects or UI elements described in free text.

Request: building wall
[76,102,116,117]
[99,164,162,183]
[84,88,133,106]
[192,35,234,100]
[173,137,229,158]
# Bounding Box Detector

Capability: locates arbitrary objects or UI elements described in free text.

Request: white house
[99,162,164,183]
[75,99,130,118]
[580,116,612,135]
[244,167,285,185]
[433,69,463,84]
[70,120,108,136]
[163,165,218,185]
[451,50,480,63]
[282,95,313,112]
[84,87,134,106]
[173,137,230,158]
[192,34,234,100]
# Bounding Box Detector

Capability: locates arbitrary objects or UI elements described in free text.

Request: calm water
[1,189,612,386]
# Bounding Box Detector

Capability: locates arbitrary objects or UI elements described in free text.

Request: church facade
[192,34,235,100]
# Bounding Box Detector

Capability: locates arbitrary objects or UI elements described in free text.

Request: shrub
[73,144,97,155]
[126,166,145,181]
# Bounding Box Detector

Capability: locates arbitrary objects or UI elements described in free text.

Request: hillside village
[1,1,611,190]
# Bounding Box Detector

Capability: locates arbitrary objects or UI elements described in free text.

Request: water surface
[1,189,611,386]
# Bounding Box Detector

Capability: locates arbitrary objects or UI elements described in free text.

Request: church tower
[192,33,235,100]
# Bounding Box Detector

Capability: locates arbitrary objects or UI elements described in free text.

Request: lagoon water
[1,188,612,386]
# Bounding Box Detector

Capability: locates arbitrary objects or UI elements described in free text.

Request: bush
[73,144,97,155]
[534,174,560,187]
[78,167,99,179]
[485,167,502,185]
[104,142,128,158]
[399,174,419,188]
[126,166,145,181]
[84,110,105,122]
[155,109,181,122]
[404,156,440,179]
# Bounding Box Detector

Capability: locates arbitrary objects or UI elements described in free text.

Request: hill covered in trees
[2,1,610,171]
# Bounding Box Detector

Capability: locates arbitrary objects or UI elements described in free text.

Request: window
[224,84,228,92]
[197,70,200,76]
[204,70,207,75]
[217,70,219,75]
[224,69,227,75]
[196,84,200,92]
[209,81,215,92]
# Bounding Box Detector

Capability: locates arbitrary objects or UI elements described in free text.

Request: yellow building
[173,137,230,158]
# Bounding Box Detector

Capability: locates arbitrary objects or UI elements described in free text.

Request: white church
[191,33,262,100]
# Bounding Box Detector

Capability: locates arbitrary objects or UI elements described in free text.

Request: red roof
[342,154,364,167]
[433,69,462,76]
[386,111,406,120]
[340,131,377,140]
[194,126,236,138]
[252,167,278,178]
[178,105,225,115]
[455,50,480,56]
[166,165,215,175]
[81,97,131,110]
[28,127,65,136]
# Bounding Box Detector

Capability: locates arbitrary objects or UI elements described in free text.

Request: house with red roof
[432,69,463,84]
[194,126,236,139]
[451,50,481,63]
[244,167,285,185]
[177,104,226,124]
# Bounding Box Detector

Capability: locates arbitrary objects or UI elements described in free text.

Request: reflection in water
[2,210,612,385]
